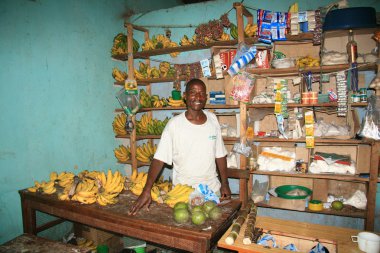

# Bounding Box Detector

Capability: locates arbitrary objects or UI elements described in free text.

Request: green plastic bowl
[275,185,312,199]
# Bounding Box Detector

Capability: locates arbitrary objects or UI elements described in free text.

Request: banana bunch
[72,180,98,204]
[155,180,172,195]
[111,33,140,56]
[139,89,153,108]
[136,142,157,163]
[179,35,194,46]
[244,23,258,37]
[126,170,148,196]
[151,95,164,108]
[168,41,180,58]
[136,114,152,135]
[163,184,194,208]
[168,97,186,107]
[141,40,155,51]
[77,170,101,181]
[114,145,131,163]
[112,67,128,82]
[134,69,146,80]
[147,117,169,135]
[56,172,75,189]
[158,62,176,78]
[28,180,57,194]
[296,56,320,68]
[96,169,125,206]
[112,113,127,136]
[289,2,299,13]
[146,67,160,79]
[218,32,231,41]
[76,237,96,251]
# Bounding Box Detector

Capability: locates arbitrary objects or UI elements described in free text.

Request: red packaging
[219,50,237,69]
[255,49,270,69]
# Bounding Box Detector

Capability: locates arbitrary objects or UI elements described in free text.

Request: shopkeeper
[129,78,231,215]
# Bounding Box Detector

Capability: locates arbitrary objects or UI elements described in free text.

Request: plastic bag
[358,95,380,140]
[230,71,256,103]
[232,141,251,157]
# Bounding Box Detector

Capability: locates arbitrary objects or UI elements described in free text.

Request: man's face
[185,82,207,111]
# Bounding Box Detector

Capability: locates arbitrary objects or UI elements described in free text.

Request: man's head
[185,79,207,111]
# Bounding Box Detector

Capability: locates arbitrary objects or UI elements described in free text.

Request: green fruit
[173,208,190,224]
[202,200,217,214]
[190,205,203,213]
[209,206,222,220]
[173,202,188,211]
[331,200,343,211]
[191,211,207,225]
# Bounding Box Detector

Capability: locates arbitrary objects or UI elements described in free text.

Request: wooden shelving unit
[111,2,379,231]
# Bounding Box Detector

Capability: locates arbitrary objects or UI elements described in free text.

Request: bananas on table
[126,170,173,203]
[27,170,126,206]
[162,184,194,208]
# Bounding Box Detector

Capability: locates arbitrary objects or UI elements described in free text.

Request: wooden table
[218,216,369,253]
[19,190,241,253]
[0,233,91,253]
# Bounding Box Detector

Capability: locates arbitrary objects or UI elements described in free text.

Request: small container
[309,97,318,105]
[171,90,182,100]
[359,88,367,102]
[302,97,310,104]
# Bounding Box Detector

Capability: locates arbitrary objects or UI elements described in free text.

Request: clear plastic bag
[230,71,256,103]
[358,95,380,140]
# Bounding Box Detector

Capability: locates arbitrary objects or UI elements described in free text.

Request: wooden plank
[218,216,366,253]
[227,168,250,180]
[252,171,369,183]
[366,141,380,230]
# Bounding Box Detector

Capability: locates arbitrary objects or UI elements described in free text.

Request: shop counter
[19,190,241,253]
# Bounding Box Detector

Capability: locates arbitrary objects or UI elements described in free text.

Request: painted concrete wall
[0,0,129,243]
[0,0,379,244]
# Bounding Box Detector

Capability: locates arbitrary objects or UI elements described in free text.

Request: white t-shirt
[154,110,227,193]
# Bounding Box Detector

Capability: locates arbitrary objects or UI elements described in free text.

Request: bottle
[346,29,358,63]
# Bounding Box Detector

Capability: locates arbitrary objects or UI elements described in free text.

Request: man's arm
[216,156,231,200]
[128,158,165,215]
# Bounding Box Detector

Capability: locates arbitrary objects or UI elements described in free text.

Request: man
[129,78,231,215]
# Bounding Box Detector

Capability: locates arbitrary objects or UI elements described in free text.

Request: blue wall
[0,0,128,243]
[0,0,379,244]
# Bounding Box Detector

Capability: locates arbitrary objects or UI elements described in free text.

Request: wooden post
[126,23,137,173]
[365,141,379,231]
[233,2,253,207]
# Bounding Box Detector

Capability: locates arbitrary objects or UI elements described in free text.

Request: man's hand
[128,189,152,215]
[220,182,231,200]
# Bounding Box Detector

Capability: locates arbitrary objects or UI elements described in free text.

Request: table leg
[20,194,36,234]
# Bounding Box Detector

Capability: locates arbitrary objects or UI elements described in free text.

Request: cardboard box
[210,46,237,69]
[74,224,123,253]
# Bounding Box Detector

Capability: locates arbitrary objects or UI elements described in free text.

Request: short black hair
[185,78,206,93]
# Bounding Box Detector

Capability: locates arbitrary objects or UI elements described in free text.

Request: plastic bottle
[346,29,358,63]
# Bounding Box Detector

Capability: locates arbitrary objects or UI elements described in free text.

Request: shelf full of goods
[108,1,379,232]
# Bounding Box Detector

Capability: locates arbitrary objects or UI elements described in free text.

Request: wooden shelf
[250,137,373,145]
[251,170,369,183]
[114,76,186,86]
[117,160,150,167]
[256,201,366,218]
[246,63,376,77]
[112,37,257,60]
[248,102,367,109]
